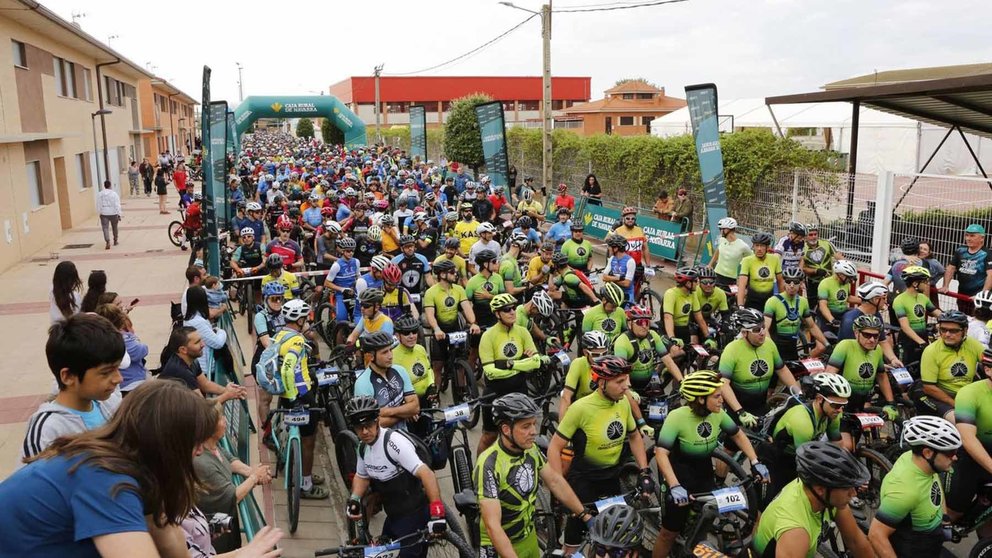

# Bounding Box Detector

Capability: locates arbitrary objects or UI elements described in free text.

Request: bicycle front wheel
[450,359,480,428]
[449,445,474,495]
[638,288,664,322]
[168,221,185,247]
[335,430,360,491]
[427,510,476,558]
[287,436,302,534]
[854,446,891,525]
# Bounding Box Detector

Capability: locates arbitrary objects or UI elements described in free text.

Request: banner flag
[581,204,684,261]
[685,83,728,259]
[474,101,510,188]
[409,105,427,160]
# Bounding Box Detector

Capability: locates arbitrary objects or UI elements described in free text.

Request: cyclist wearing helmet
[548,356,653,555]
[301,194,324,231]
[917,309,983,420]
[737,232,783,311]
[380,263,418,322]
[512,216,542,250]
[434,237,468,287]
[612,304,683,392]
[346,288,394,345]
[708,217,752,290]
[817,260,859,330]
[553,182,575,212]
[516,188,545,223]
[466,249,507,364]
[694,266,730,324]
[893,265,941,364]
[475,393,590,558]
[838,281,904,368]
[549,251,599,309]
[946,358,992,530]
[515,290,556,345]
[265,216,304,271]
[764,268,829,362]
[468,222,502,274]
[525,241,556,286]
[884,237,924,294]
[343,203,375,267]
[546,207,573,246]
[356,254,392,298]
[424,259,480,388]
[560,331,612,417]
[391,315,436,437]
[345,396,446,558]
[971,289,992,348]
[260,253,301,301]
[753,441,873,558]
[664,267,710,348]
[614,206,651,269]
[231,226,264,278]
[251,281,286,429]
[379,214,401,257]
[472,184,495,223]
[323,238,360,325]
[801,223,842,302]
[941,223,992,315]
[767,373,851,500]
[826,313,896,420]
[582,283,628,344]
[654,370,767,558]
[477,294,544,454]
[353,331,419,431]
[560,222,593,273]
[774,222,808,273]
[315,219,341,268]
[869,416,960,557]
[603,233,637,306]
[453,201,480,257]
[230,201,250,240]
[244,201,267,244]
[497,232,528,297]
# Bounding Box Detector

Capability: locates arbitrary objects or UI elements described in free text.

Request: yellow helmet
[679,370,725,399]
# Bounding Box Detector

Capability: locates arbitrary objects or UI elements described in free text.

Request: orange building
[557,79,686,136]
[137,78,197,160]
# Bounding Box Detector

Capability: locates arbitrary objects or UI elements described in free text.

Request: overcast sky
[41,0,992,107]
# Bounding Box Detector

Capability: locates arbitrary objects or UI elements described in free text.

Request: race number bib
[854,413,885,429]
[364,542,401,558]
[890,367,913,386]
[448,331,468,345]
[285,410,310,426]
[444,403,471,424]
[712,486,748,513]
[594,495,626,512]
[801,358,825,374]
[648,400,669,422]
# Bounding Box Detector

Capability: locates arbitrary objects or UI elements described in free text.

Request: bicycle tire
[854,446,891,525]
[315,302,335,347]
[638,288,664,322]
[535,486,559,554]
[326,399,347,438]
[333,321,354,349]
[429,510,476,558]
[335,430,360,491]
[287,436,302,534]
[450,359,481,428]
[450,446,473,495]
[675,449,758,556]
[168,221,185,247]
[970,538,992,558]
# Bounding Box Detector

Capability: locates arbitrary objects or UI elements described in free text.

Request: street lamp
[236,62,244,102]
[91,109,112,188]
[500,1,552,197]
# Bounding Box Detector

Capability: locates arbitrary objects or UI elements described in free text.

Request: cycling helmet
[344,187,357,196]
[246,202,262,212]
[281,299,311,322]
[444,212,458,223]
[530,290,555,317]
[320,206,335,217]
[404,178,416,186]
[522,190,533,201]
[540,241,555,253]
[796,441,870,489]
[371,255,391,272]
[491,393,540,426]
[902,416,962,452]
[590,355,631,381]
[812,372,852,399]
[324,221,342,234]
[337,237,357,250]
[833,260,858,278]
[857,281,888,302]
[551,252,569,267]
[588,504,643,549]
[570,223,585,232]
[366,225,383,242]
[900,237,921,255]
[600,283,626,308]
[433,259,457,275]
[680,370,725,399]
[475,249,498,266]
[901,265,931,284]
[440,238,459,252]
[621,206,637,217]
[807,223,820,232]
[359,330,397,353]
[459,202,473,211]
[276,215,294,230]
[696,266,716,280]
[424,192,436,202]
[364,192,376,201]
[262,282,285,298]
[782,267,805,282]
[558,183,568,193]
[413,212,429,223]
[516,216,533,229]
[400,234,416,247]
[557,207,571,216]
[236,200,247,210]
[751,232,773,246]
[379,214,395,226]
[265,254,284,269]
[626,305,653,322]
[605,234,628,250]
[308,193,321,202]
[328,192,340,203]
[510,232,528,247]
[789,222,808,236]
[382,264,402,285]
[733,307,764,330]
[582,331,609,351]
[717,217,738,230]
[358,288,384,305]
[394,314,421,334]
[674,267,698,285]
[937,310,968,327]
[852,314,883,332]
[975,290,992,310]
[490,293,519,312]
[477,222,496,235]
[240,227,255,237]
[345,396,380,426]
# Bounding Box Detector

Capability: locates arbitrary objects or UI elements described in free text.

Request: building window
[642,116,654,126]
[518,100,539,111]
[386,102,408,113]
[637,93,654,100]
[76,153,91,188]
[53,58,77,98]
[11,40,26,67]
[622,93,634,100]
[81,67,92,101]
[552,100,564,110]
[26,161,43,208]
[441,101,452,112]
[501,101,515,113]
[105,76,123,107]
[619,116,635,126]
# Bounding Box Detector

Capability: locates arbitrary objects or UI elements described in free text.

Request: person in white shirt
[97,180,122,250]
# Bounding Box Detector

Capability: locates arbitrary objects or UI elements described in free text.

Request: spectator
[941,223,992,315]
[652,191,674,220]
[553,183,575,212]
[95,303,148,394]
[174,163,188,195]
[139,157,154,196]
[183,287,229,374]
[80,269,108,313]
[920,241,945,310]
[155,166,170,214]
[885,237,924,294]
[49,260,83,324]
[508,164,518,191]
[97,180,122,250]
[1,380,222,556]
[155,326,245,403]
[127,161,140,196]
[581,173,602,206]
[203,276,230,311]
[671,188,693,228]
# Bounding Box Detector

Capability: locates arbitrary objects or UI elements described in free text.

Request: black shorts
[662,458,716,532]
[429,322,461,363]
[563,468,622,545]
[481,373,528,433]
[945,448,992,513]
[156,182,168,196]
[278,390,318,437]
[911,386,954,419]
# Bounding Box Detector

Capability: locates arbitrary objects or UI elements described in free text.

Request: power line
[384,14,538,77]
[554,0,688,13]
[553,0,656,9]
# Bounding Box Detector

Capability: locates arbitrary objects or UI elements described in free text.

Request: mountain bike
[429,330,481,428]
[264,405,323,534]
[315,523,475,558]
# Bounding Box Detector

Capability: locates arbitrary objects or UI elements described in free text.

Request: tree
[614,77,659,89]
[296,117,315,139]
[321,118,344,145]
[443,93,493,175]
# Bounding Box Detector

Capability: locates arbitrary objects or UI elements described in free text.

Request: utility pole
[373,64,384,144]
[541,2,552,197]
[236,62,244,102]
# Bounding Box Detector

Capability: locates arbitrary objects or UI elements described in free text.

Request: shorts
[563,469,622,546]
[479,530,539,558]
[673,324,692,348]
[744,290,772,313]
[945,448,992,513]
[429,322,461,363]
[662,459,716,532]
[156,182,168,196]
[278,390,319,437]
[912,388,954,420]
[481,374,528,433]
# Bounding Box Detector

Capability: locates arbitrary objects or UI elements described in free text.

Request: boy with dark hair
[21,314,124,462]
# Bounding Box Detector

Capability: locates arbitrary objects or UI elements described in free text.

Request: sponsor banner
[409,105,427,160]
[474,101,510,189]
[206,101,228,276]
[580,203,683,261]
[685,83,728,264]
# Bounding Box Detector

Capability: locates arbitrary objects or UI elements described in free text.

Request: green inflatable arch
[232,95,367,148]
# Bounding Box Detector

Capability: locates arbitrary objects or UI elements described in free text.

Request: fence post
[791,170,800,223]
[870,171,895,274]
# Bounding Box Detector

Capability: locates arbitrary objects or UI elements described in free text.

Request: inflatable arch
[232,95,367,148]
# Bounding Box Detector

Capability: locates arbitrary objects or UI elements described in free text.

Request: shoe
[113,240,118,246]
[105,242,110,250]
[312,473,326,486]
[301,485,329,499]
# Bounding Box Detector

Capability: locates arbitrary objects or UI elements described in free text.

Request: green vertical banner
[581,204,683,261]
[409,105,427,160]
[474,101,510,189]
[685,84,728,259]
[226,110,239,159]
[206,101,228,276]
[200,67,222,277]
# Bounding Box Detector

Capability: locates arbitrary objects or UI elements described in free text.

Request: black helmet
[444,237,461,250]
[516,216,533,229]
[475,249,498,266]
[265,253,284,269]
[540,241,555,253]
[345,396,380,426]
[751,232,773,246]
[588,504,643,549]
[900,237,921,256]
[551,252,569,267]
[359,331,396,353]
[400,234,416,246]
[789,222,808,236]
[937,310,968,327]
[606,234,628,249]
[358,288,384,305]
[491,392,540,426]
[433,259,457,275]
[394,314,421,334]
[796,441,870,489]
[570,222,585,232]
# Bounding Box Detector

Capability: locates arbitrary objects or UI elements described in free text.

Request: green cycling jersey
[739,253,783,294]
[752,478,829,558]
[817,275,852,316]
[772,403,842,456]
[474,439,546,551]
[920,337,984,396]
[803,239,837,277]
[718,337,784,410]
[391,343,434,397]
[694,286,729,321]
[560,238,593,268]
[581,304,627,344]
[562,356,595,401]
[827,339,883,398]
[423,283,468,328]
[556,389,635,471]
[955,379,992,446]
[875,451,944,548]
[892,291,935,334]
[764,293,810,339]
[499,254,523,289]
[611,330,669,386]
[479,323,539,381]
[663,287,699,327]
[465,272,506,325]
[656,406,738,461]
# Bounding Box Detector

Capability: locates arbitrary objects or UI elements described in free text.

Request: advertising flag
[685,83,728,258]
[409,105,427,160]
[474,101,510,188]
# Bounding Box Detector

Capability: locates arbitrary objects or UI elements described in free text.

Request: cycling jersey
[739,253,783,294]
[546,221,572,244]
[353,313,394,337]
[466,273,506,327]
[764,293,810,339]
[553,269,592,307]
[802,239,837,277]
[954,379,992,446]
[772,403,842,455]
[718,337,784,413]
[253,309,285,342]
[875,451,945,557]
[774,236,805,272]
[556,389,635,472]
[392,253,431,293]
[433,254,467,281]
[892,291,935,334]
[663,287,699,327]
[515,305,535,333]
[327,257,359,288]
[656,406,738,461]
[356,426,427,516]
[920,337,984,396]
[827,339,883,399]
[453,220,480,256]
[714,237,752,280]
[838,308,888,342]
[356,271,384,295]
[380,287,413,322]
[816,275,852,316]
[526,256,551,284]
[479,323,539,384]
[611,330,669,387]
[423,283,468,328]
[605,253,636,305]
[499,254,523,289]
[469,240,503,268]
[392,344,435,397]
[274,329,311,401]
[233,242,264,270]
[752,478,828,558]
[475,440,546,551]
[560,238,593,270]
[614,225,647,264]
[265,239,302,266]
[380,227,400,254]
[563,356,596,401]
[353,366,415,431]
[694,286,729,321]
[261,271,300,300]
[517,200,544,218]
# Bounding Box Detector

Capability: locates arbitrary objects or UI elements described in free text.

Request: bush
[443,93,494,174]
[296,117,315,139]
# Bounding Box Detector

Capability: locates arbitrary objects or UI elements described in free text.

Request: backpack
[255,329,303,395]
[360,428,434,470]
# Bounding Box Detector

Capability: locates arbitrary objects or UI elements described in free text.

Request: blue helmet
[262,282,286,298]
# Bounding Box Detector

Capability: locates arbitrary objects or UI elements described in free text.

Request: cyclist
[766,373,850,501]
[612,305,684,393]
[454,201,480,257]
[231,226,264,279]
[515,290,555,347]
[244,201,267,243]
[392,315,436,438]
[654,370,768,558]
[884,237,924,294]
[752,441,872,558]
[546,207,573,246]
[559,222,593,273]
[424,259,480,388]
[265,216,304,271]
[801,223,842,302]
[466,249,506,363]
[774,222,807,273]
[940,223,992,315]
[260,254,300,300]
[869,416,961,558]
[393,234,432,295]
[381,264,418,322]
[560,331,610,417]
[345,396,446,558]
[516,189,544,224]
[272,298,328,499]
[585,505,643,558]
[498,232,528,297]
[718,307,798,428]
[708,217,752,291]
[614,206,651,274]
[346,289,394,345]
[694,266,730,325]
[917,310,983,420]
[548,252,599,310]
[893,265,941,365]
[826,314,897,423]
[323,237,359,325]
[379,214,401,257]
[603,233,636,306]
[548,356,654,556]
[252,282,286,438]
[839,281,904,368]
[315,219,341,269]
[525,241,555,286]
[353,331,420,431]
[764,268,829,361]
[478,294,546,455]
[737,232,783,311]
[663,267,710,349]
[512,216,542,252]
[468,222,502,274]
[356,254,392,298]
[582,283,628,345]
[435,237,469,287]
[945,359,992,533]
[816,260,859,331]
[970,290,992,348]
[475,393,592,558]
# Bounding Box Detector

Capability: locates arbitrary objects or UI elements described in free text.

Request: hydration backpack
[254,330,302,395]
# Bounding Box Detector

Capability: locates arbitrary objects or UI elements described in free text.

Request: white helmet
[477,222,496,234]
[324,221,342,234]
[582,330,609,350]
[239,227,255,237]
[366,225,383,242]
[857,281,888,302]
[531,290,555,317]
[833,260,858,278]
[812,372,852,399]
[246,202,262,212]
[370,254,391,271]
[281,299,311,322]
[974,289,992,310]
[717,217,738,230]
[901,416,962,452]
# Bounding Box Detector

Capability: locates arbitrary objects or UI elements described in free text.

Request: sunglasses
[858,331,880,340]
[784,279,804,285]
[939,327,964,334]
[267,297,284,304]
[745,326,764,334]
[361,303,376,309]
[823,398,847,409]
[399,330,418,336]
[593,545,634,558]
[700,280,716,286]
[632,319,651,326]
[497,307,517,314]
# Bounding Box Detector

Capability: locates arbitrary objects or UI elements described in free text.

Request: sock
[302,475,313,491]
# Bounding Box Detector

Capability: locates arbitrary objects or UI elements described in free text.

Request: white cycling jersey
[355,427,424,482]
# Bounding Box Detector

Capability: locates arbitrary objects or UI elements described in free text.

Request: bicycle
[315,524,475,558]
[263,405,324,534]
[635,265,665,321]
[316,290,357,349]
[168,208,191,248]
[310,355,363,489]
[428,330,481,428]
